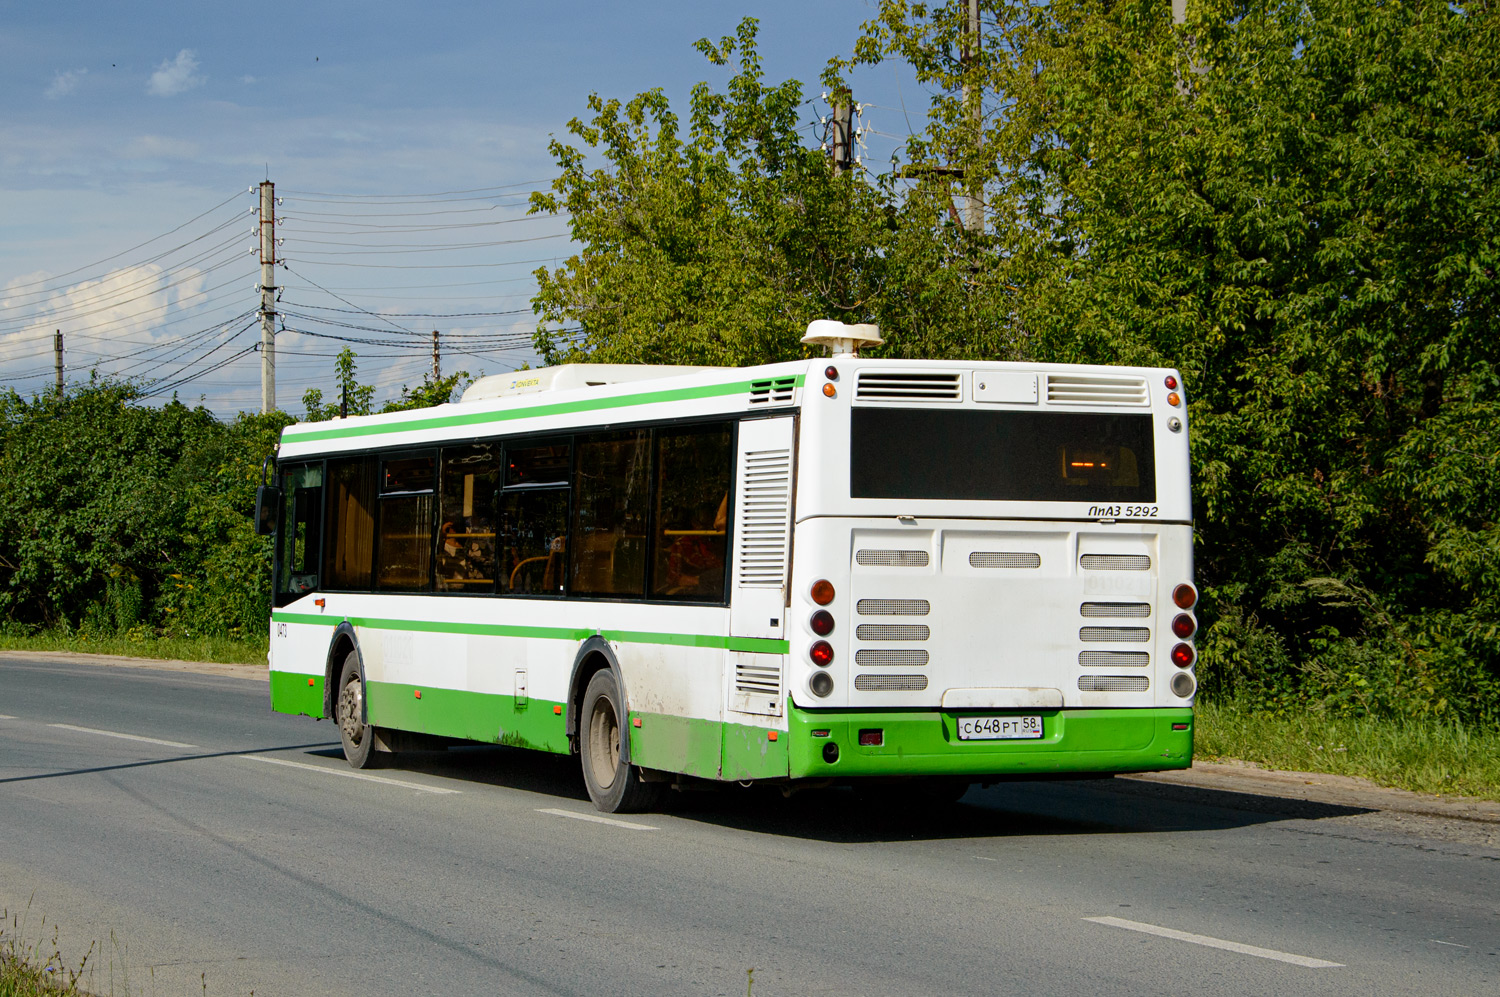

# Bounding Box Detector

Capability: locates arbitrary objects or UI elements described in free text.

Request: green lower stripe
[271,610,788,654]
[270,670,325,718]
[627,711,788,781]
[366,681,570,753]
[786,706,1194,778]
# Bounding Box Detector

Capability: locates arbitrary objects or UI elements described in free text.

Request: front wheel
[335,650,380,769]
[579,669,664,813]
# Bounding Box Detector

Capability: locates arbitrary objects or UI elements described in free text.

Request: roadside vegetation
[1,2,1495,798]
[0,917,90,997]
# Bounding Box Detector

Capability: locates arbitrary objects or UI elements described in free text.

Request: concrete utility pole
[258,181,277,414]
[432,329,440,381]
[829,102,854,174]
[53,330,63,398]
[960,0,984,232]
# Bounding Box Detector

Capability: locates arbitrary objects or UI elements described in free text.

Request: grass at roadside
[0,630,266,667]
[1,919,90,997]
[1194,699,1500,802]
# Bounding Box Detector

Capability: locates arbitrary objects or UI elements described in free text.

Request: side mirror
[255,484,281,536]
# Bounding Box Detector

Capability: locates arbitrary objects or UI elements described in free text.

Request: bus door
[726,416,795,718]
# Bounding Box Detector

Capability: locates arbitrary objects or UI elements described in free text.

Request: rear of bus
[782,360,1196,781]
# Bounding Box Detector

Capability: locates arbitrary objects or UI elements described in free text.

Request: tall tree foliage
[841,0,1500,719]
[528,19,1025,365]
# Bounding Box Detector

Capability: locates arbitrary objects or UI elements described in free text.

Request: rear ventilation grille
[748,377,797,405]
[1081,602,1151,618]
[855,624,930,641]
[855,371,961,402]
[1078,675,1149,692]
[735,449,793,588]
[857,599,930,616]
[1080,627,1151,643]
[1046,373,1149,406]
[1079,650,1150,667]
[855,674,929,692]
[856,549,929,567]
[970,552,1041,569]
[855,649,930,667]
[1080,553,1152,571]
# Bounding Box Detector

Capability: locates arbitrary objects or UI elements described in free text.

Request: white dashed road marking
[1084,916,1344,968]
[240,755,461,794]
[537,807,657,831]
[48,723,197,749]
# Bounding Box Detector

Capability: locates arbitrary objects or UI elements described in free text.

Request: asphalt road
[1,655,1496,996]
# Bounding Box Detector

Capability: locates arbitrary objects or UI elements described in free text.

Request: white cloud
[147,49,205,97]
[121,135,201,160]
[240,75,258,84]
[45,68,87,99]
[1,264,208,362]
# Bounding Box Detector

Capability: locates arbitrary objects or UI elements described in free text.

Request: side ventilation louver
[735,449,792,588]
[1045,373,1149,406]
[748,377,797,405]
[970,552,1041,569]
[855,371,961,402]
[1080,554,1152,571]
[857,599,931,616]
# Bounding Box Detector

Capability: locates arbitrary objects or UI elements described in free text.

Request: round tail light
[810,671,834,698]
[810,579,836,605]
[810,610,835,636]
[1171,643,1196,668]
[1171,613,1196,639]
[1172,583,1197,610]
[810,641,834,666]
[1170,671,1196,698]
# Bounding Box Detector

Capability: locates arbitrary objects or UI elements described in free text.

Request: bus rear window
[850,409,1156,503]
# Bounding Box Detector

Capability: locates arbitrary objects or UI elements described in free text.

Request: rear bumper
[787,705,1193,779]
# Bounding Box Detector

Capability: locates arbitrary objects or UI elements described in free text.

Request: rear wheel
[579,669,664,813]
[335,650,380,769]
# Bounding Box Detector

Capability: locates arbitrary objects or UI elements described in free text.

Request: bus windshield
[849,408,1156,503]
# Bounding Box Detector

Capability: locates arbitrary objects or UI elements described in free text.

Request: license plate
[955,714,1043,740]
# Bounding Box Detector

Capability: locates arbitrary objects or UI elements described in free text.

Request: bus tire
[579,669,663,813]
[335,649,380,770]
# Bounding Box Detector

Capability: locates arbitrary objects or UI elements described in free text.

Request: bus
[259,320,1198,812]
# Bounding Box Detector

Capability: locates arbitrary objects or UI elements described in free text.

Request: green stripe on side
[270,670,325,718]
[271,610,788,654]
[366,681,570,753]
[787,706,1193,779]
[282,375,805,445]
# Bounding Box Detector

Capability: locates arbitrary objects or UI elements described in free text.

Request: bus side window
[571,431,649,598]
[324,457,378,591]
[276,464,323,605]
[499,442,570,596]
[650,423,732,602]
[436,444,500,592]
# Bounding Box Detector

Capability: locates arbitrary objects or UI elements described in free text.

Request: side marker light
[414,689,422,699]
[768,731,778,742]
[1171,722,1190,731]
[554,705,563,715]
[307,677,314,686]
[632,716,642,728]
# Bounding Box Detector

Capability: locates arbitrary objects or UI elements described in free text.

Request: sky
[0,1,925,417]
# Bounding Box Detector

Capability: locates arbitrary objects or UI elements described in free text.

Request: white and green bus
[260,321,1198,812]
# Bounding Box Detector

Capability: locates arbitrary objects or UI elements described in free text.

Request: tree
[840,0,1500,719]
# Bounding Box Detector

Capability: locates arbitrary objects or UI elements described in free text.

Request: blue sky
[0,1,923,415]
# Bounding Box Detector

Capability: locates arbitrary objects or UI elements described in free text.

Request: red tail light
[810,641,834,666]
[1172,584,1197,610]
[1171,643,1196,668]
[1171,613,1196,639]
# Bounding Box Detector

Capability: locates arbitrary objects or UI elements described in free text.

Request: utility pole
[258,180,277,414]
[53,330,63,398]
[960,0,984,232]
[432,329,440,381]
[828,102,854,174]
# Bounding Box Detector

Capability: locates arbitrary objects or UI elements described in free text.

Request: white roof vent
[801,320,882,358]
